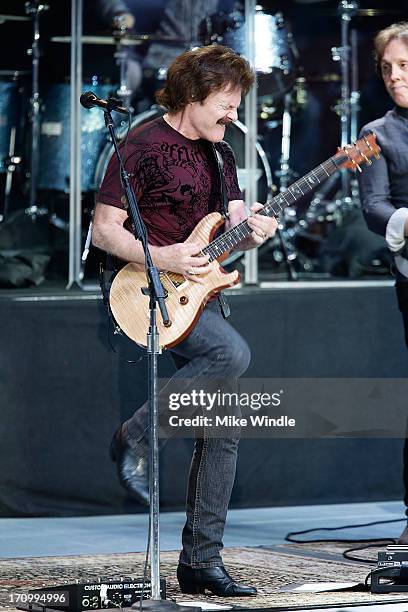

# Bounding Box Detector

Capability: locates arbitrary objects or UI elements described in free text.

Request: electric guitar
[109,133,380,349]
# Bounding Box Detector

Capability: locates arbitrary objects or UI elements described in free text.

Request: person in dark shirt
[357,22,408,543]
[92,44,277,596]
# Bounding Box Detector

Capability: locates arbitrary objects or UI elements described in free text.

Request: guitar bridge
[160,272,188,291]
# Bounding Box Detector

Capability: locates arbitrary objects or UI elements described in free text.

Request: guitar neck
[203,149,349,261]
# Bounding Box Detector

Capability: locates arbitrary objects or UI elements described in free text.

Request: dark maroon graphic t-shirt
[97,117,242,246]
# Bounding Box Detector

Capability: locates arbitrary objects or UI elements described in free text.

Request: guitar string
[201,153,346,261]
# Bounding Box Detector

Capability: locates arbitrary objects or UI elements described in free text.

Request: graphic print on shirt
[125,136,238,245]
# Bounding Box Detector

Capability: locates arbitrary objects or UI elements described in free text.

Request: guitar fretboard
[202,150,348,261]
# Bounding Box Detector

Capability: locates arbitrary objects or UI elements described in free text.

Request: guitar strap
[100,255,123,336]
[211,143,231,320]
[211,143,230,219]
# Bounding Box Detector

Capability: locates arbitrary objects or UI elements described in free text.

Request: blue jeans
[124,299,251,567]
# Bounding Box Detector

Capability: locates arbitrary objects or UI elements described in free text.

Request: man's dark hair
[156,44,256,113]
[374,21,408,72]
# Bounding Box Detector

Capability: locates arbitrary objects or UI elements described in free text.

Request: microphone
[80,91,130,115]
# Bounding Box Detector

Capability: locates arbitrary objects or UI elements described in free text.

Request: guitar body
[109,212,241,349]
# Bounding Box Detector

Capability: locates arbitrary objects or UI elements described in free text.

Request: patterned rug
[1,544,408,611]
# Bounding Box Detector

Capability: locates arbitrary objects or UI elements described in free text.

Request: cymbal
[322,8,403,17]
[51,34,185,46]
[52,35,142,46]
[297,73,341,83]
[355,8,402,16]
[0,69,30,77]
[121,32,185,42]
[0,14,30,23]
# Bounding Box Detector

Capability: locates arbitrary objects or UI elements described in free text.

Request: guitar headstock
[337,133,381,171]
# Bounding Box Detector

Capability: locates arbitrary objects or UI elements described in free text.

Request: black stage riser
[0,284,406,516]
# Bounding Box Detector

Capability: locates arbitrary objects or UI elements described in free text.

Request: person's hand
[247,203,278,245]
[225,200,247,230]
[153,242,211,283]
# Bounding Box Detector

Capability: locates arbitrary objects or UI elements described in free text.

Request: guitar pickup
[141,286,169,299]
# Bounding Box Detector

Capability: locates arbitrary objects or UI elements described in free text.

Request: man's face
[186,85,242,142]
[381,38,408,108]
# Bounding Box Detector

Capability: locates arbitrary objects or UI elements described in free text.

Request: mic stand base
[132,600,199,612]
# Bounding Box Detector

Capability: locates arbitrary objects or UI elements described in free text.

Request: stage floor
[0,501,408,612]
[0,500,405,559]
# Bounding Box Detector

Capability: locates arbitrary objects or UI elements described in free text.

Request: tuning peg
[363,135,373,151]
[363,133,381,158]
[351,158,362,172]
[354,143,372,166]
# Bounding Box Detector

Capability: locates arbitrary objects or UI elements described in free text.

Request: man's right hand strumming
[92,203,210,282]
[153,242,211,281]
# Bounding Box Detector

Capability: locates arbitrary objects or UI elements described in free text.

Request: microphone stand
[103,106,195,612]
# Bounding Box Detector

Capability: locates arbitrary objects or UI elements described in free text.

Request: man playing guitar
[92,44,277,597]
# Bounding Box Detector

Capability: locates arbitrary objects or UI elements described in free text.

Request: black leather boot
[177,564,257,597]
[109,425,149,505]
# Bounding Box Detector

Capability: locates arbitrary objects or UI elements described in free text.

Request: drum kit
[0,1,395,279]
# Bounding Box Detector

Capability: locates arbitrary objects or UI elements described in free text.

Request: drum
[200,7,297,101]
[95,106,273,205]
[0,71,26,172]
[38,78,119,192]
